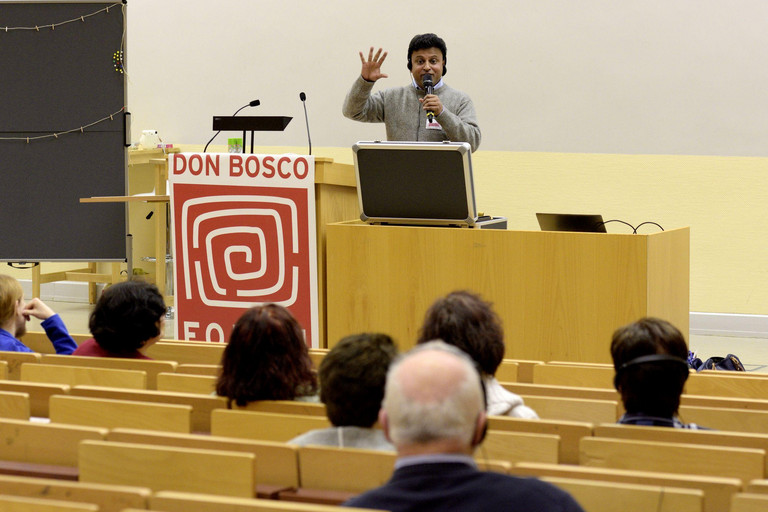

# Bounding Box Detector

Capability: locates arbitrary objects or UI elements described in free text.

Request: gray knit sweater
[342,76,481,152]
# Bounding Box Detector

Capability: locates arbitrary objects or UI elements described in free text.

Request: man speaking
[342,33,481,152]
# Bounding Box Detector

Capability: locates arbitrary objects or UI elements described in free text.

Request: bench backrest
[40,354,177,390]
[297,445,396,493]
[49,395,192,433]
[21,363,147,390]
[481,430,559,465]
[0,418,106,466]
[155,372,217,395]
[486,415,592,464]
[0,351,41,380]
[150,490,386,512]
[211,410,330,443]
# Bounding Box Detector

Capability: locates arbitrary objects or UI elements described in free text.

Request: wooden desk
[326,223,689,362]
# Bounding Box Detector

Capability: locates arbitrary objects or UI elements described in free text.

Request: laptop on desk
[353,141,505,229]
[536,213,607,233]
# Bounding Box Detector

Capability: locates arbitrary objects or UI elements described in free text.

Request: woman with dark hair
[74,280,167,359]
[216,304,317,407]
[417,290,537,418]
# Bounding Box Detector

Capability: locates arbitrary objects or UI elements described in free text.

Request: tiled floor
[30,300,768,374]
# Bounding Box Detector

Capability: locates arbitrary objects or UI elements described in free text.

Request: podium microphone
[203,99,260,152]
[422,73,435,123]
[300,92,312,156]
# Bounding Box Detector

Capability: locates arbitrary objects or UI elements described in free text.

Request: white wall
[126,0,768,155]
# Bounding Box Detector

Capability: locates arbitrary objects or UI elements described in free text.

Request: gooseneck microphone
[203,99,260,152]
[422,73,435,122]
[299,92,312,156]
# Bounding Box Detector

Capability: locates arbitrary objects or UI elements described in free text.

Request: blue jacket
[0,314,77,354]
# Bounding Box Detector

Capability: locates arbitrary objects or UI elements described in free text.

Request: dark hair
[89,280,166,355]
[610,317,689,417]
[407,33,447,75]
[417,290,504,376]
[216,304,317,407]
[320,333,397,427]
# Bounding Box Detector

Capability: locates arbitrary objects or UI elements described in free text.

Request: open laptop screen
[353,141,476,226]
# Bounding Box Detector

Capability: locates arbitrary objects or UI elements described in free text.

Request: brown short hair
[0,275,23,326]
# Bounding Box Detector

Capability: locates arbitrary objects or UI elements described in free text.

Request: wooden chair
[0,495,98,512]
[176,363,220,376]
[143,341,225,365]
[486,415,592,464]
[0,381,69,418]
[155,372,217,394]
[79,440,255,498]
[531,363,615,389]
[745,479,768,494]
[106,428,300,489]
[479,430,559,465]
[579,437,765,483]
[40,354,177,390]
[49,395,192,433]
[0,418,106,467]
[211,410,330,443]
[69,385,228,432]
[494,361,518,382]
[678,404,768,434]
[236,400,327,417]
[542,476,703,512]
[501,359,543,384]
[0,474,151,512]
[594,423,768,475]
[512,461,740,512]
[519,394,619,423]
[686,373,768,399]
[0,351,41,380]
[730,493,768,512]
[150,490,385,512]
[297,445,396,493]
[21,363,147,390]
[0,390,30,420]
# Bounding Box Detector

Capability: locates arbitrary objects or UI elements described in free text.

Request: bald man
[343,341,584,512]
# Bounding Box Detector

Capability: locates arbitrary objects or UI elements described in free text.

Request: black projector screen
[0,1,126,261]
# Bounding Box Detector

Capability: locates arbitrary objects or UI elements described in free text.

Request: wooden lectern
[326,223,689,363]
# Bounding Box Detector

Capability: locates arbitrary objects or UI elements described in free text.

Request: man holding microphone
[343,33,481,152]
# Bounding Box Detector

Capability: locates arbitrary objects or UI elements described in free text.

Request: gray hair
[383,340,484,446]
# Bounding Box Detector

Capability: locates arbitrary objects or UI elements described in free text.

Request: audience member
[216,304,317,407]
[74,280,166,359]
[0,274,76,354]
[417,290,537,418]
[344,341,584,511]
[289,333,397,450]
[611,317,702,429]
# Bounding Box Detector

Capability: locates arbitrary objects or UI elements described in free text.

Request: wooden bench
[307,349,328,369]
[236,400,327,417]
[542,476,703,512]
[297,445,396,493]
[211,410,330,443]
[501,359,544,383]
[49,395,192,433]
[106,428,301,490]
[745,479,768,494]
[0,418,106,467]
[40,354,177,390]
[580,436,765,483]
[156,372,217,394]
[0,390,30,420]
[519,395,619,423]
[21,363,147,390]
[480,430,559,465]
[686,373,768,400]
[678,404,768,434]
[0,351,41,380]
[512,461,740,512]
[143,341,226,365]
[494,361,518,382]
[0,474,151,512]
[0,381,69,418]
[79,440,256,497]
[0,494,99,512]
[69,385,227,432]
[150,490,386,512]
[730,493,768,512]
[594,423,768,474]
[531,363,615,389]
[176,363,220,376]
[486,416,592,464]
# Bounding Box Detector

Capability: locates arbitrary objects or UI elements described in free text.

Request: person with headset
[344,341,584,512]
[611,317,705,429]
[342,33,482,152]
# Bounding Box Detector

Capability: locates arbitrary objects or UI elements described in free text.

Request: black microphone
[299,92,312,156]
[422,73,434,122]
[203,99,260,152]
